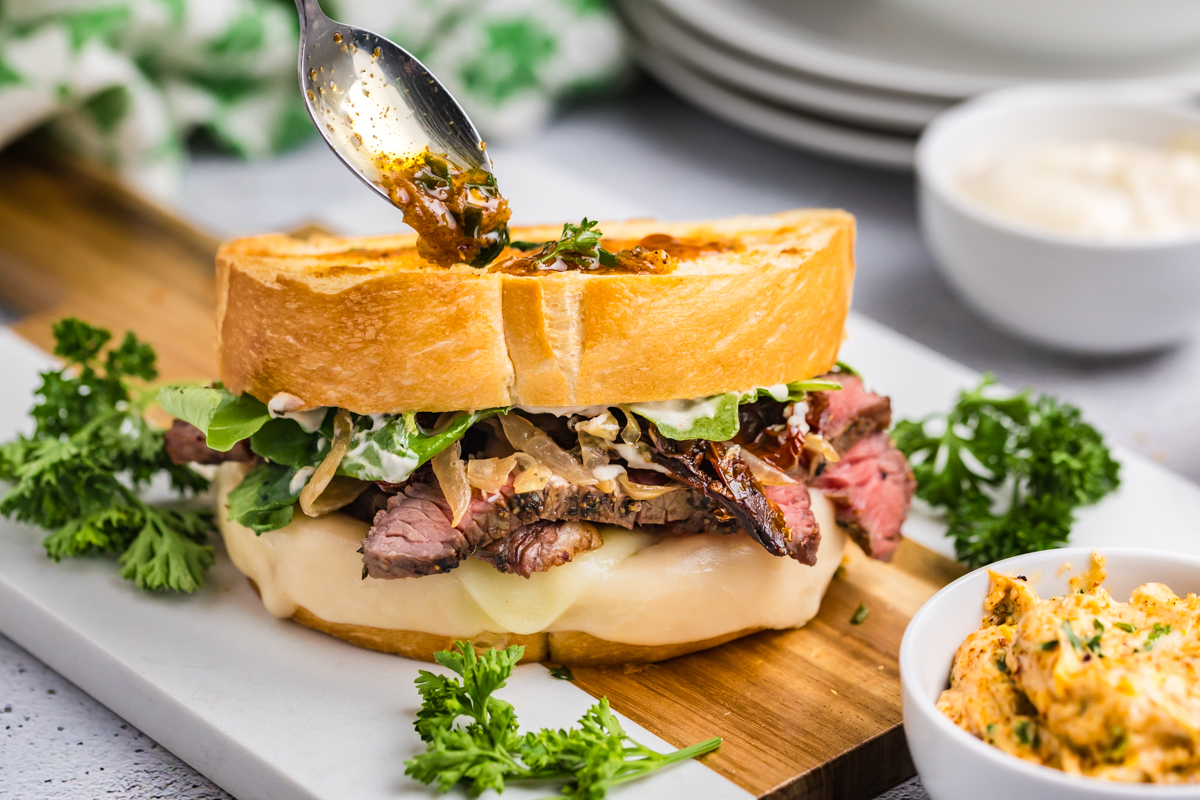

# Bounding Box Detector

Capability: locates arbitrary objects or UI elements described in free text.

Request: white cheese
[215,463,846,646]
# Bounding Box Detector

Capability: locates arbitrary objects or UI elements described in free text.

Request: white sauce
[516,405,611,418]
[267,392,329,434]
[958,138,1200,239]
[626,396,727,430]
[591,464,627,482]
[610,443,671,474]
[288,466,316,495]
[344,437,418,484]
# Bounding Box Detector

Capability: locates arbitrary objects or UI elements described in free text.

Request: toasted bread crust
[217,210,855,412]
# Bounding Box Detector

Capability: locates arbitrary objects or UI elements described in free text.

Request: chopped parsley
[548,665,574,681]
[1144,622,1171,651]
[0,319,213,592]
[1037,640,1060,652]
[1114,622,1137,634]
[850,603,870,625]
[893,375,1120,569]
[406,642,720,797]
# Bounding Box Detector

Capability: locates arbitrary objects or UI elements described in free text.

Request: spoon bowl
[293,0,492,205]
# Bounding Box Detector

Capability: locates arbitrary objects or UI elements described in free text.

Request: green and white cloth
[0,0,626,201]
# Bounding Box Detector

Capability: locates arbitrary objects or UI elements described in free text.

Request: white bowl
[885,0,1200,57]
[900,546,1200,800]
[916,85,1200,354]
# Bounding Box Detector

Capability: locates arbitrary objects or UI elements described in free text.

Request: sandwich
[159,209,916,665]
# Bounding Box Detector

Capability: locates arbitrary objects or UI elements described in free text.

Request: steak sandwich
[161,209,916,665]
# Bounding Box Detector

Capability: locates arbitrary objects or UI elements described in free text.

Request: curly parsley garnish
[406,641,720,797]
[893,375,1119,569]
[0,319,213,592]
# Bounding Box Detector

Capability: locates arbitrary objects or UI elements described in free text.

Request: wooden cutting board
[0,141,965,800]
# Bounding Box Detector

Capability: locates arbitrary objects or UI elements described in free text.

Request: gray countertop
[5,78,1197,799]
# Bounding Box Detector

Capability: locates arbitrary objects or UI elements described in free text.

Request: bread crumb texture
[216,210,856,412]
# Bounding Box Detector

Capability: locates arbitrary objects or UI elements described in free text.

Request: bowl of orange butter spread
[901,547,1200,800]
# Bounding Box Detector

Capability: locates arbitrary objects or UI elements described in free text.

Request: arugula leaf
[226,462,301,534]
[157,385,271,451]
[405,641,720,798]
[1,319,213,592]
[251,409,504,484]
[893,375,1119,569]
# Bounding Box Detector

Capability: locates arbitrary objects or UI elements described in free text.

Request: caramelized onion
[499,413,596,485]
[302,476,370,516]
[466,453,552,495]
[300,408,353,517]
[576,410,620,442]
[578,430,610,470]
[617,472,680,500]
[739,447,798,486]
[617,405,641,445]
[803,432,841,463]
[432,440,471,526]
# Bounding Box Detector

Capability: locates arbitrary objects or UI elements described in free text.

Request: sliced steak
[343,484,393,524]
[475,520,602,578]
[362,481,471,578]
[763,483,820,565]
[806,373,892,454]
[810,432,914,561]
[164,419,255,465]
[647,431,791,557]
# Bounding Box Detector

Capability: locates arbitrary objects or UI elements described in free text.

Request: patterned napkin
[0,0,626,200]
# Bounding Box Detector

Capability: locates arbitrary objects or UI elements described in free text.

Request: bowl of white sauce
[916,84,1200,354]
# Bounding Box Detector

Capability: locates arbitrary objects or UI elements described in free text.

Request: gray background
[5,79,1197,799]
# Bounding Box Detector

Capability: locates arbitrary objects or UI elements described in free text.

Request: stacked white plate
[617,0,1200,169]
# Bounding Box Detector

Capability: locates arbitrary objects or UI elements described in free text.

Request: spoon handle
[294,0,327,31]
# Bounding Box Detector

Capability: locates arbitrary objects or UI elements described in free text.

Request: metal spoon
[292,0,493,205]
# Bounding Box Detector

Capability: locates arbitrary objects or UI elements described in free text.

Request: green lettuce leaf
[157,386,271,451]
[627,393,743,441]
[630,380,843,441]
[226,462,301,534]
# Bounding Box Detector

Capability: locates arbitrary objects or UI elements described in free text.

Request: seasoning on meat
[474,520,603,578]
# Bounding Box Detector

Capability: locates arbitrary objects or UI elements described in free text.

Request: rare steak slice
[810,432,914,561]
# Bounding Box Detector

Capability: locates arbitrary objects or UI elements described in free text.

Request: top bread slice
[216,209,855,413]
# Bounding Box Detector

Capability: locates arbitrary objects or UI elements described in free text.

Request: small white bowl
[916,85,1200,354]
[900,546,1200,800]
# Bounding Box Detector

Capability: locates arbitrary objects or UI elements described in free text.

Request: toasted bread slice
[217,209,855,412]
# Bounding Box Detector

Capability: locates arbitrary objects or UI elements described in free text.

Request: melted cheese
[216,463,845,645]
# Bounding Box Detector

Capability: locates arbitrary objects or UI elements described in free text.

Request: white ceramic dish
[886,0,1200,58]
[630,42,916,169]
[653,0,1200,99]
[916,84,1200,354]
[901,546,1200,800]
[620,0,947,134]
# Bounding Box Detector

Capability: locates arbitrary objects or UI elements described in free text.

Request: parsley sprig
[0,319,213,592]
[893,375,1119,569]
[406,642,721,798]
